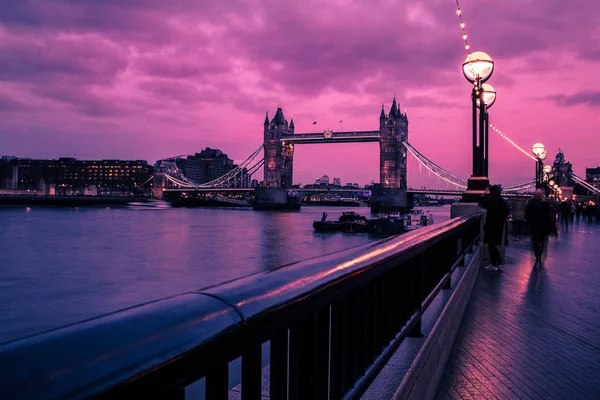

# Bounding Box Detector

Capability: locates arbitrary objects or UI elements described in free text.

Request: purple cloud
[0,0,599,186]
[545,90,600,107]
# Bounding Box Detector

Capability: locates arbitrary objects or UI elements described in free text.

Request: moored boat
[313,211,368,232]
[404,209,434,231]
[367,214,404,235]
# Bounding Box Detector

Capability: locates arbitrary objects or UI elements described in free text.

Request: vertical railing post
[289,316,316,400]
[206,362,229,400]
[241,343,262,400]
[364,284,375,367]
[409,255,424,338]
[352,290,366,381]
[270,329,288,400]
[329,300,343,400]
[315,307,330,400]
[444,239,453,289]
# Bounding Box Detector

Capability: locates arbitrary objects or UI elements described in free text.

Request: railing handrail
[0,215,481,399]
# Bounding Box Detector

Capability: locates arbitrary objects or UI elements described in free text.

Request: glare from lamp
[476,83,496,109]
[462,51,494,83]
[531,143,547,160]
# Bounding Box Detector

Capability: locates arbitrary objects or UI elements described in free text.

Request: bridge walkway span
[437,221,600,399]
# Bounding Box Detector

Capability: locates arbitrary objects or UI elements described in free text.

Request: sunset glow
[1,0,598,186]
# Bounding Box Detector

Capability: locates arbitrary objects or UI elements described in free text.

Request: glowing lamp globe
[462,51,495,83]
[531,143,547,160]
[553,184,559,189]
[549,180,555,186]
[476,83,497,109]
[543,165,553,174]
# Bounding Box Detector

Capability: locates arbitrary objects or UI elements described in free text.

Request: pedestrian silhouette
[525,190,557,266]
[479,185,509,272]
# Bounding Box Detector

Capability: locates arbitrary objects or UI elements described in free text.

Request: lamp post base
[461,176,490,203]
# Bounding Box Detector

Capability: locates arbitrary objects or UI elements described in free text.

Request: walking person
[511,198,526,241]
[525,190,556,266]
[569,201,576,225]
[560,201,570,230]
[479,185,509,272]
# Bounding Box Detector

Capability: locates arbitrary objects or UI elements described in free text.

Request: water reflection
[1,206,453,342]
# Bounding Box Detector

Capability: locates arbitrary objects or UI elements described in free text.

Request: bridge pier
[253,187,300,210]
[370,188,411,213]
[153,188,165,200]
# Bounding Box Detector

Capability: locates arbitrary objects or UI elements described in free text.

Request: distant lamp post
[461,51,495,202]
[543,165,553,196]
[532,143,547,189]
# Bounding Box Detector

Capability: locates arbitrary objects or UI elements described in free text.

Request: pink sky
[1,0,599,187]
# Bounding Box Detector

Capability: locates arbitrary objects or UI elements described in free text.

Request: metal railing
[0,215,481,400]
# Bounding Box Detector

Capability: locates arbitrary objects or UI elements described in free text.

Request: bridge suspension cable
[572,173,600,195]
[502,180,536,192]
[403,141,467,188]
[406,141,538,192]
[163,145,264,189]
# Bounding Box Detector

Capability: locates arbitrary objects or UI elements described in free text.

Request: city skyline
[1,0,599,187]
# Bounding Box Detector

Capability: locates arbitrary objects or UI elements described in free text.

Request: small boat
[313,211,367,232]
[338,211,368,223]
[313,220,345,231]
[342,219,369,233]
[404,209,434,231]
[367,213,404,235]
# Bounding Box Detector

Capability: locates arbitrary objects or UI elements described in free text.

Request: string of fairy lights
[489,123,537,161]
[452,0,546,168]
[454,0,471,54]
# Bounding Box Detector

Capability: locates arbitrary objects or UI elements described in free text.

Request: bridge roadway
[282,130,380,144]
[437,220,600,399]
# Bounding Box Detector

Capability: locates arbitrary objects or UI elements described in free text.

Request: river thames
[0,205,451,343]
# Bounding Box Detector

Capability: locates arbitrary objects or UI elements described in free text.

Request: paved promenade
[437,220,600,399]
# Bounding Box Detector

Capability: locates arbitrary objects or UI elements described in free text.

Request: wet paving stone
[437,220,600,399]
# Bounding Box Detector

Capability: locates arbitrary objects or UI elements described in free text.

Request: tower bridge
[156,100,600,209]
[260,98,408,210]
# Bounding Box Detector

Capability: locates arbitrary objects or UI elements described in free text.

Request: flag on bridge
[312,121,317,125]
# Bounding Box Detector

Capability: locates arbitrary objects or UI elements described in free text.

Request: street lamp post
[543,165,553,196]
[461,51,495,202]
[478,83,496,177]
[532,143,547,189]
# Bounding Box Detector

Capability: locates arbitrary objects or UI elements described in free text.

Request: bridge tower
[552,149,573,188]
[372,97,410,212]
[263,106,295,188]
[379,97,408,189]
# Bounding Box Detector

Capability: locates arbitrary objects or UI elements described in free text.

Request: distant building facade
[176,148,236,184]
[0,157,153,194]
[333,177,341,186]
[154,147,249,188]
[315,174,330,186]
[586,167,600,189]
